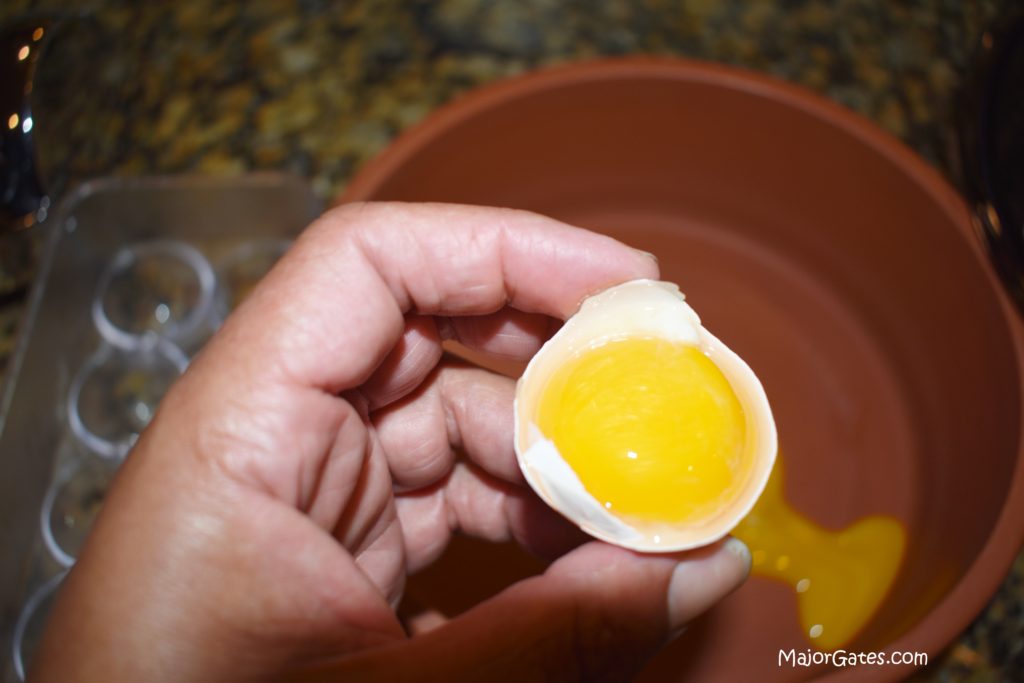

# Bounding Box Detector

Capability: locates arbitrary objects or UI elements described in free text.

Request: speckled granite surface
[0,0,1020,680]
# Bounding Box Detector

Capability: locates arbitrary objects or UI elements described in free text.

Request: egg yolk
[535,336,748,525]
[733,456,905,650]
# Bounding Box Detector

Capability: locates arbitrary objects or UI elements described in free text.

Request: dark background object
[0,19,52,302]
[0,19,49,233]
[961,7,1024,314]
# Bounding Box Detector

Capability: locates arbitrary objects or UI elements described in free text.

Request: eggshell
[513,279,777,552]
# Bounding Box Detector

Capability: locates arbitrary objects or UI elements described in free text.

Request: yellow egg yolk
[535,336,748,525]
[733,456,905,650]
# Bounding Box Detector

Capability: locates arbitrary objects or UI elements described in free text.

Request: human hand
[33,203,750,682]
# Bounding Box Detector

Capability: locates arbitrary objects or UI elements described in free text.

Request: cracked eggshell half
[513,279,777,552]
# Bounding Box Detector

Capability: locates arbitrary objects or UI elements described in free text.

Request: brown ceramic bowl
[340,58,1024,682]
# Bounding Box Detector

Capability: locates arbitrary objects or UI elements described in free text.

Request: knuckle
[562,595,649,683]
[568,602,618,682]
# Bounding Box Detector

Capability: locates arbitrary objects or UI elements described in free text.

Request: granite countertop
[0,0,1019,680]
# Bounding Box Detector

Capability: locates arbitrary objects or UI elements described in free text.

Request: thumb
[300,538,750,682]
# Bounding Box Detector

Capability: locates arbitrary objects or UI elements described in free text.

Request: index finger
[210,202,658,393]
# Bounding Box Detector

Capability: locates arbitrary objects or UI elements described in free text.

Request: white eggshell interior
[513,279,778,552]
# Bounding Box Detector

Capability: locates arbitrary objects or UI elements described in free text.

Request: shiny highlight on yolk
[733,456,905,650]
[535,336,748,525]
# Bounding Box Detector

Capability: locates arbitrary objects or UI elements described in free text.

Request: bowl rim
[341,56,1024,681]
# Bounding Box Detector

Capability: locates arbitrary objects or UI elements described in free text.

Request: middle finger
[359,308,556,412]
[371,361,522,490]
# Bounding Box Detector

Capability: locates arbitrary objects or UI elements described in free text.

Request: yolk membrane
[535,336,747,525]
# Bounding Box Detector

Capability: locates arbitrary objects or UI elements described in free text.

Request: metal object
[0,174,322,681]
[960,7,1024,312]
[0,19,51,233]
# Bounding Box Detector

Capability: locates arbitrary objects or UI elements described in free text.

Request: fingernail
[667,539,751,637]
[632,247,659,265]
[667,623,688,642]
[724,537,752,573]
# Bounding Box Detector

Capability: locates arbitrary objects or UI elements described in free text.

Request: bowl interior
[344,62,1022,682]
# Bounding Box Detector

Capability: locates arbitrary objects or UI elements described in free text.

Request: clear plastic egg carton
[0,175,321,681]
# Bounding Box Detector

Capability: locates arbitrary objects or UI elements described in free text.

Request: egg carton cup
[213,238,293,321]
[11,571,66,681]
[39,452,119,568]
[67,340,188,460]
[91,240,218,353]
